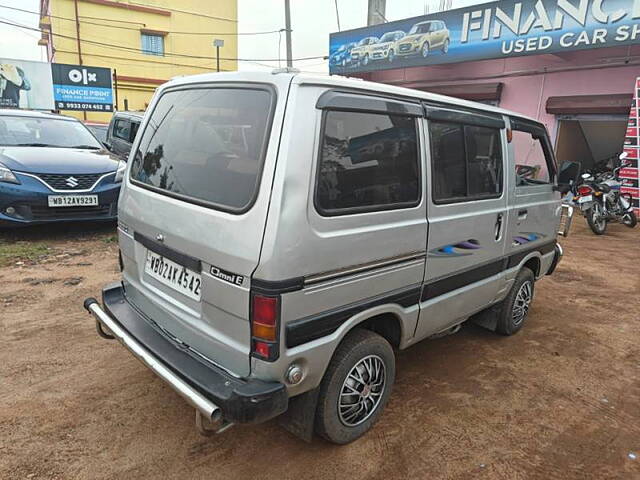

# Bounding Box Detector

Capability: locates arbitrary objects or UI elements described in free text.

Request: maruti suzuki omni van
[85,71,574,445]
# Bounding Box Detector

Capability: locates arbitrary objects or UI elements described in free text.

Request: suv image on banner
[395,20,450,59]
[349,36,379,66]
[84,71,576,445]
[369,30,405,63]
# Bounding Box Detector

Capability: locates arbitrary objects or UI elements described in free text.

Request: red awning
[546,94,632,115]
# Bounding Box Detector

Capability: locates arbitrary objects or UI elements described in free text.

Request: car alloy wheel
[422,43,430,58]
[388,50,394,62]
[512,281,532,327]
[442,39,449,53]
[338,354,386,427]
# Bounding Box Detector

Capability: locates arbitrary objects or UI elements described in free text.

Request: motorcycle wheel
[622,210,637,228]
[586,202,607,235]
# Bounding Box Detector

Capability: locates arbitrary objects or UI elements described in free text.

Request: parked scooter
[575,152,637,235]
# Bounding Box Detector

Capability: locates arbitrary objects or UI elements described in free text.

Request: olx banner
[329,0,640,74]
[51,63,113,112]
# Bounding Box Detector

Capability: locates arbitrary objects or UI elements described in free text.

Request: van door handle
[518,209,528,220]
[495,213,504,241]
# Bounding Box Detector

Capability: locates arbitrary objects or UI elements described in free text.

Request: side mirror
[103,142,112,151]
[557,160,581,187]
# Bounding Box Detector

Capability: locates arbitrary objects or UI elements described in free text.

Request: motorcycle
[576,152,637,235]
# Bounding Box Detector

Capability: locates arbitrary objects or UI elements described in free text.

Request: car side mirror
[556,160,581,189]
[103,142,112,151]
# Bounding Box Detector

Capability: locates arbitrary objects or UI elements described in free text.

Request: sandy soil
[1,220,639,480]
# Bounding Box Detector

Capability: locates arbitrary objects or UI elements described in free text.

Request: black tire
[586,202,607,235]
[315,329,395,444]
[622,210,637,228]
[495,267,535,336]
[442,39,449,53]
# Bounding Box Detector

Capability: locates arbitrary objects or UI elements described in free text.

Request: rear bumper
[546,243,563,276]
[84,283,288,424]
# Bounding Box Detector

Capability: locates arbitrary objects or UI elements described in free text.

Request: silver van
[85,71,575,444]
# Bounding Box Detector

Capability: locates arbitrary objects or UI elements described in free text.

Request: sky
[0,0,487,72]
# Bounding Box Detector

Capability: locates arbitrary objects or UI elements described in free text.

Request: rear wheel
[586,202,607,235]
[496,267,535,336]
[315,329,395,444]
[622,210,637,228]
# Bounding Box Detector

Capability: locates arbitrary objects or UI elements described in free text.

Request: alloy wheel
[338,355,386,427]
[512,281,532,327]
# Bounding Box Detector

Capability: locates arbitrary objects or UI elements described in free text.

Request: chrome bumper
[558,204,574,237]
[83,298,220,421]
[546,242,564,276]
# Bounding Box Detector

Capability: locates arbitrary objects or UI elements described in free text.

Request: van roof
[0,109,78,121]
[161,71,540,125]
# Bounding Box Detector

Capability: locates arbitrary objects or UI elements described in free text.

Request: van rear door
[117,78,289,377]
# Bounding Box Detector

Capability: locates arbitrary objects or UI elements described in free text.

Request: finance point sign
[52,63,114,112]
[0,58,113,112]
[329,0,640,74]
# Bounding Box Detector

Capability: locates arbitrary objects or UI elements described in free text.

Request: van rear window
[130,86,274,212]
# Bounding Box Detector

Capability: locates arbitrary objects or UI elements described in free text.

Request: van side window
[430,121,503,203]
[316,110,420,215]
[512,130,551,185]
[113,119,130,141]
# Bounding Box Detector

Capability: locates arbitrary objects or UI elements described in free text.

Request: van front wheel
[495,267,535,336]
[315,329,395,444]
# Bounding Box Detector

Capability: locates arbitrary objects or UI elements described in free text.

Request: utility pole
[367,0,386,25]
[284,0,292,67]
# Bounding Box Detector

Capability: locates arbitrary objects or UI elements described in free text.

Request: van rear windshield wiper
[15,142,55,147]
[70,145,102,150]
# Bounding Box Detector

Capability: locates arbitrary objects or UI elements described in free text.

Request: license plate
[144,251,201,301]
[48,195,98,207]
[577,195,592,204]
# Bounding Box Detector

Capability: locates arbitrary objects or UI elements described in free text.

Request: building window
[315,110,420,215]
[141,33,164,56]
[430,120,503,203]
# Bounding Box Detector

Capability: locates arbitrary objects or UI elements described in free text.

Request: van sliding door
[415,106,508,340]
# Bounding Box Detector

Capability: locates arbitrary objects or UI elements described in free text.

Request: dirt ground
[1,219,639,480]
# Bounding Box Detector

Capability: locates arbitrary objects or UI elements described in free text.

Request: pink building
[356,45,640,169]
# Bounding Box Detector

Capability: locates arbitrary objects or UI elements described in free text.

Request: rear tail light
[250,293,280,361]
[577,185,592,196]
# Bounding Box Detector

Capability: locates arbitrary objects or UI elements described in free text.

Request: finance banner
[51,63,114,112]
[329,0,640,74]
[0,58,113,112]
